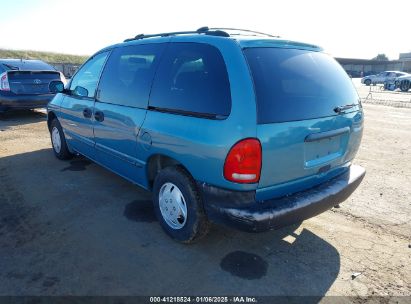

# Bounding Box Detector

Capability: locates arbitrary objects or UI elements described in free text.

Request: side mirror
[73,86,89,97]
[49,80,65,93]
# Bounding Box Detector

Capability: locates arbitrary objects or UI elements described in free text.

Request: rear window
[149,42,231,118]
[244,48,359,124]
[7,71,60,80]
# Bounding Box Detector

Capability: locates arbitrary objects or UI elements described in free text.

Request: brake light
[0,72,10,91]
[224,138,262,183]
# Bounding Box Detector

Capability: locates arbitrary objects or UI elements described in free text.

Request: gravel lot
[0,82,410,298]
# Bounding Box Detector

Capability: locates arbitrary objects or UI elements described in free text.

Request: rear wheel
[364,79,371,86]
[400,80,410,92]
[153,166,209,243]
[50,119,73,160]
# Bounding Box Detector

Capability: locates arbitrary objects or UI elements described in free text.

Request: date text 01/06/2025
[149,296,257,303]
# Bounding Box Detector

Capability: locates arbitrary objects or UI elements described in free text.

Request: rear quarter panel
[139,36,258,191]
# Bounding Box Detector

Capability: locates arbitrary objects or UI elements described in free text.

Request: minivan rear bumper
[198,165,365,232]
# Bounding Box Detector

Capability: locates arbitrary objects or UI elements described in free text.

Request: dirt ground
[0,82,410,299]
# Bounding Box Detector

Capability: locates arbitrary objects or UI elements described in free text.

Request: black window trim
[147,105,228,120]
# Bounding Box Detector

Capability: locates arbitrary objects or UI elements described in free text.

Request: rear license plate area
[304,135,343,168]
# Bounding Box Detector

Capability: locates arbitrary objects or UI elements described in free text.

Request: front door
[59,51,109,159]
[93,43,165,185]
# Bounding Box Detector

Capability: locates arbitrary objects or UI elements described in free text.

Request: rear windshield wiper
[333,103,357,114]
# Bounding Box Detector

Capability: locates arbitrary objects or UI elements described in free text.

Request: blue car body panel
[256,110,363,201]
[93,102,147,187]
[59,96,97,159]
[139,36,258,191]
[47,33,364,209]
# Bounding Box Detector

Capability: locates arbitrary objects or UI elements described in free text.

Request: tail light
[224,138,262,183]
[0,72,10,91]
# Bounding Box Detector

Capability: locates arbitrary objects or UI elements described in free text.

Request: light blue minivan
[47,27,365,243]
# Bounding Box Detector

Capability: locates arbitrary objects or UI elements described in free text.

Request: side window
[149,42,231,118]
[69,52,109,98]
[97,44,164,108]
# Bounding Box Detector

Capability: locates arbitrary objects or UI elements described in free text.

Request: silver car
[361,71,408,86]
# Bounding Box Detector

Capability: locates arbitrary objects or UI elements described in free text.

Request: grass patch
[0,49,89,64]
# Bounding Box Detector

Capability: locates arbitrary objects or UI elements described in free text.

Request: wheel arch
[47,111,57,131]
[146,154,193,191]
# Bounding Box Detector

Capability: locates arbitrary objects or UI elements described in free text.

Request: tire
[153,166,210,243]
[364,79,371,86]
[50,118,73,160]
[400,80,410,92]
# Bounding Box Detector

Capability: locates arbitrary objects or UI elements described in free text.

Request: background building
[336,53,411,77]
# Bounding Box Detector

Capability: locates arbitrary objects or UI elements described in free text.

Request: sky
[0,0,410,60]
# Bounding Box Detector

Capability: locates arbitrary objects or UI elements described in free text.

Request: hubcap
[158,182,187,230]
[51,127,62,153]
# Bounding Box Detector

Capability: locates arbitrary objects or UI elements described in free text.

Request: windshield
[244,48,359,124]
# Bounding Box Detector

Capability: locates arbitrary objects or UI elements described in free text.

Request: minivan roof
[107,27,323,53]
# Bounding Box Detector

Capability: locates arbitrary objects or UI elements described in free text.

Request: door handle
[94,110,104,122]
[83,108,92,118]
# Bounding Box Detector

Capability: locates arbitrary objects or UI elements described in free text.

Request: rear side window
[98,44,165,108]
[149,42,231,118]
[244,48,359,124]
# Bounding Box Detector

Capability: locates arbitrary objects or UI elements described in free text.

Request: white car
[361,71,408,86]
[394,74,411,92]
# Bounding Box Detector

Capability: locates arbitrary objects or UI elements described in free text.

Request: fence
[361,84,411,108]
[50,63,80,78]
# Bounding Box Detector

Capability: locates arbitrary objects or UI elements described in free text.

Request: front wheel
[50,119,73,160]
[153,166,209,243]
[364,79,371,86]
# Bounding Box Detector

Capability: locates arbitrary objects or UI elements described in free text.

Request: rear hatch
[8,71,61,94]
[244,47,363,199]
